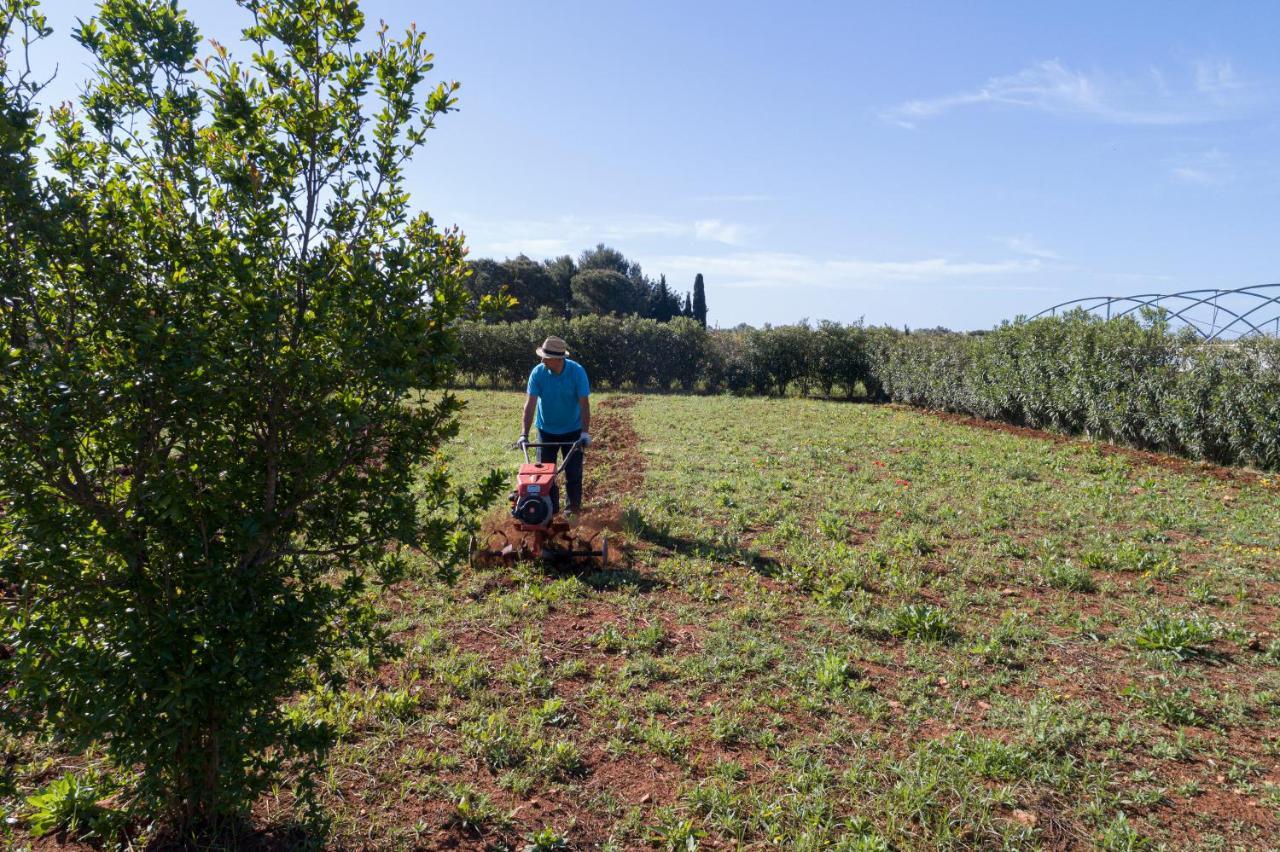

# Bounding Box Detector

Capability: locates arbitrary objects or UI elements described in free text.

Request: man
[519,335,591,521]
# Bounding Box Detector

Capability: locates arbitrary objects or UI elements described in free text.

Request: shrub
[0,0,501,833]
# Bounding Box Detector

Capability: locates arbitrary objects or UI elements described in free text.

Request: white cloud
[1194,60,1247,99]
[600,220,688,240]
[693,219,747,245]
[647,251,1044,291]
[1096,271,1174,285]
[464,214,751,258]
[484,237,573,257]
[1004,237,1061,260]
[1167,148,1235,186]
[882,59,1259,128]
[687,193,775,203]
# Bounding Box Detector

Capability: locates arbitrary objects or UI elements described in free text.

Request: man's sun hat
[536,336,570,358]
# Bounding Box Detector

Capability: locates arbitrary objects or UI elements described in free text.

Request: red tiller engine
[509,461,557,528]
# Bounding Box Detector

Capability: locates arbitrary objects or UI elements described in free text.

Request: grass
[5,390,1280,849]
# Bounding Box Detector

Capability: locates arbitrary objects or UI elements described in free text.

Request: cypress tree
[682,292,693,317]
[692,273,708,327]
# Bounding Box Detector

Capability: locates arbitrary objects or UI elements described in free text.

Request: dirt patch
[911,407,1270,486]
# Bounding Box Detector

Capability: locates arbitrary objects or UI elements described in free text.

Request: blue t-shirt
[527,359,591,434]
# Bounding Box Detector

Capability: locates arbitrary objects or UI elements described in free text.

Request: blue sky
[26,1,1280,329]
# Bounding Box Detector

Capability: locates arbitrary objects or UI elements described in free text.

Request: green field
[9,391,1280,849]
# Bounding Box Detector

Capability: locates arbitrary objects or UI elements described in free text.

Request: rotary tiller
[480,439,609,565]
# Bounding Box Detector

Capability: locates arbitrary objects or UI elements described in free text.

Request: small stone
[639,793,651,804]
[1001,587,1017,596]
[1012,809,1037,828]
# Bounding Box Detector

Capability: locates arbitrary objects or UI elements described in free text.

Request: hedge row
[452,312,1280,470]
[453,315,882,396]
[874,312,1280,470]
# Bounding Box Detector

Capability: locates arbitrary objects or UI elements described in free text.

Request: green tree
[465,256,508,312]
[570,267,646,316]
[465,255,558,320]
[682,291,694,318]
[543,254,576,318]
[648,273,680,322]
[692,273,708,327]
[0,0,501,835]
[502,254,560,319]
[577,242,638,278]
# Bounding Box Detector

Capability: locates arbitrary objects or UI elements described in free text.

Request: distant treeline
[464,243,708,325]
[453,311,1280,471]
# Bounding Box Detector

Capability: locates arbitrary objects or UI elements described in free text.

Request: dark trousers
[537,429,583,512]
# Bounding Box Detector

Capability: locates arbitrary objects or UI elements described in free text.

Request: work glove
[515,434,530,449]
[579,431,592,447]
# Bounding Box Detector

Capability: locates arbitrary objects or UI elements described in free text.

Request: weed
[1132,613,1218,659]
[531,697,570,728]
[1149,731,1195,761]
[1097,811,1151,851]
[1010,695,1092,755]
[24,772,114,840]
[1041,560,1097,592]
[540,739,586,779]
[1125,685,1202,726]
[591,624,627,653]
[642,719,690,761]
[994,538,1030,559]
[1080,549,1115,571]
[890,527,935,556]
[817,511,847,541]
[648,807,706,851]
[462,713,528,770]
[891,603,956,643]
[524,826,570,851]
[435,650,492,697]
[370,688,419,722]
[503,653,555,698]
[812,650,859,692]
[449,789,502,833]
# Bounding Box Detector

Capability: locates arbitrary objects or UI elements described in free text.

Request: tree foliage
[649,274,679,323]
[570,267,646,317]
[1,0,501,833]
[462,243,704,323]
[467,254,558,321]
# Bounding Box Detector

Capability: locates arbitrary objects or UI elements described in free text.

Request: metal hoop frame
[1029,283,1280,341]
